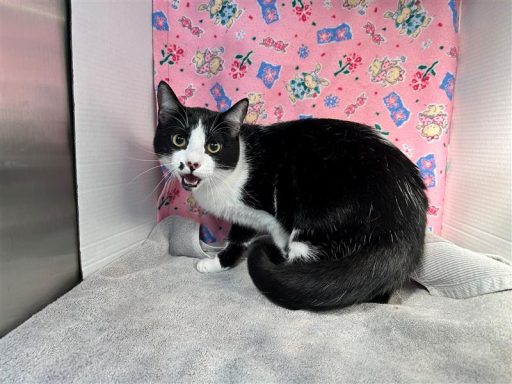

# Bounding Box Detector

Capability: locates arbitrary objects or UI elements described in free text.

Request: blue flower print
[439,72,455,100]
[152,11,169,31]
[257,0,280,24]
[256,62,282,89]
[383,92,410,127]
[317,23,352,44]
[324,94,339,108]
[298,44,309,59]
[210,83,232,112]
[416,153,436,189]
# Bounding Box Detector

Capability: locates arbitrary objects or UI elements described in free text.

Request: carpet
[1,218,511,383]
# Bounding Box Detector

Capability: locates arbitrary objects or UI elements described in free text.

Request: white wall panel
[71,0,160,276]
[442,0,511,259]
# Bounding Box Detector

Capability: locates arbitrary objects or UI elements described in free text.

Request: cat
[154,81,428,311]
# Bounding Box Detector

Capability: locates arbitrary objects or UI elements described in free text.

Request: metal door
[0,0,81,336]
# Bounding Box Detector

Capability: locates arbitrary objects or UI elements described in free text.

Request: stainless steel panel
[0,0,81,336]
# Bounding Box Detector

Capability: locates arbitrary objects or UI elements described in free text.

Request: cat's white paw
[196,257,227,273]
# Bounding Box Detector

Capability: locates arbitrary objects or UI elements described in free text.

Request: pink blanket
[153,0,459,241]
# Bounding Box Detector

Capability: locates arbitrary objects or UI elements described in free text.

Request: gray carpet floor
[1,220,511,383]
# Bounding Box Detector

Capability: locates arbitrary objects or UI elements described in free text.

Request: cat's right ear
[157,81,182,119]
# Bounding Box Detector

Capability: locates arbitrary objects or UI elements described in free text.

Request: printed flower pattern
[324,95,339,108]
[298,44,309,59]
[410,61,438,91]
[230,51,253,79]
[334,53,363,76]
[292,0,312,22]
[230,61,247,79]
[160,44,184,65]
[153,0,459,237]
[152,10,169,31]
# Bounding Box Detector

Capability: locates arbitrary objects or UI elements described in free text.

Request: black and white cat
[154,81,428,310]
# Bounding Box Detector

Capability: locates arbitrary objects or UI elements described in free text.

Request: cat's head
[154,81,248,191]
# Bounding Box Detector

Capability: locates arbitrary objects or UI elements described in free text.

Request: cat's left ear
[222,98,249,136]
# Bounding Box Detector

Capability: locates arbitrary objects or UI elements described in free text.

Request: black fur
[154,82,244,170]
[238,120,427,310]
[154,81,428,311]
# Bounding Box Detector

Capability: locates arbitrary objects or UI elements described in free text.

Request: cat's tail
[246,236,417,311]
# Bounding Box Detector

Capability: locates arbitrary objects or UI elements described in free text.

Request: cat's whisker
[142,177,166,202]
[142,168,177,202]
[182,105,189,127]
[209,121,230,136]
[129,165,164,183]
[181,101,189,127]
[131,143,161,157]
[174,105,189,129]
[127,157,160,162]
[205,177,214,206]
[164,113,187,130]
[208,113,224,135]
[203,177,218,204]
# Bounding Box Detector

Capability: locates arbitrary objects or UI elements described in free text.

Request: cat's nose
[187,161,200,171]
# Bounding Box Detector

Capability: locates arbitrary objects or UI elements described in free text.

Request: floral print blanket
[153,0,459,242]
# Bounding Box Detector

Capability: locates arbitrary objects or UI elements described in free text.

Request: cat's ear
[157,81,182,118]
[222,98,249,135]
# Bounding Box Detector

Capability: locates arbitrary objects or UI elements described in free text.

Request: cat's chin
[181,174,201,191]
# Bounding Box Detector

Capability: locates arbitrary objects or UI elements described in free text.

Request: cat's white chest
[193,155,248,219]
[193,167,288,249]
[193,178,247,223]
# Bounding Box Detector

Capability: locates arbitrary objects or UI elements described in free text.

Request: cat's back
[253,118,386,149]
[243,118,425,208]
[252,118,412,173]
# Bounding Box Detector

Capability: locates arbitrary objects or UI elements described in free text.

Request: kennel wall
[71,0,511,277]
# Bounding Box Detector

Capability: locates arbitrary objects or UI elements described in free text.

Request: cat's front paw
[196,257,228,273]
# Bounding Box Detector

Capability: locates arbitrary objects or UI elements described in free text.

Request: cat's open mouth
[181,174,201,190]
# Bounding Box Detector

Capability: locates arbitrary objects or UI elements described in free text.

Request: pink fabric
[153,0,459,241]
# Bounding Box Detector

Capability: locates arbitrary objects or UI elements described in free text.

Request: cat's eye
[172,134,187,148]
[207,142,222,154]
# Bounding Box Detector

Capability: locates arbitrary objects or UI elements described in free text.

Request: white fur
[186,124,206,165]
[287,229,319,262]
[287,242,318,262]
[163,121,216,179]
[196,257,226,273]
[289,228,300,242]
[193,141,289,251]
